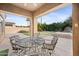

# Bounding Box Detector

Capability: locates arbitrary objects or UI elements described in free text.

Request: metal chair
[9,35,27,56]
[42,34,58,56]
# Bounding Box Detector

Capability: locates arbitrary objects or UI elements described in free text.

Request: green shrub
[18,30,30,35]
[18,30,29,33]
[0,49,9,56]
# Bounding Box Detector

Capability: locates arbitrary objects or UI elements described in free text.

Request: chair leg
[49,50,55,56]
[47,50,53,56]
[52,50,56,56]
[18,49,24,56]
[42,49,48,56]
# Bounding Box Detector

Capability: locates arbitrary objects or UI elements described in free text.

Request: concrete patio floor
[0,33,72,56]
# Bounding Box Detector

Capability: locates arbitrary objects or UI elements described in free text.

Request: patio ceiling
[12,3,45,12]
[12,3,63,17]
[0,3,64,17]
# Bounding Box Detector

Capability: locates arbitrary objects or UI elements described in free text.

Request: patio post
[73,4,79,56]
[30,14,38,37]
[0,11,5,43]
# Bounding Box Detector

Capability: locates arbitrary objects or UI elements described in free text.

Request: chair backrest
[9,35,19,50]
[9,35,19,43]
[48,34,58,50]
[9,36,15,44]
[42,34,58,51]
[51,34,58,45]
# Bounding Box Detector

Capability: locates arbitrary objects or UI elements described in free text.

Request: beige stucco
[72,4,79,56]
[30,14,38,36]
[5,26,29,34]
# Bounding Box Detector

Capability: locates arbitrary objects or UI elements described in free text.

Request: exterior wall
[5,26,29,34]
[72,4,79,56]
[55,32,72,39]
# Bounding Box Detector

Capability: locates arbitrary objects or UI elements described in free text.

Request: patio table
[15,37,45,56]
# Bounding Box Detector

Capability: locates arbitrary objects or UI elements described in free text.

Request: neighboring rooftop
[5,22,15,26]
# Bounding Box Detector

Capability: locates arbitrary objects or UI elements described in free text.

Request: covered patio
[0,3,78,56]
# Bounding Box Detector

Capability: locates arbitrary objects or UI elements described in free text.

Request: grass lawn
[39,31,54,36]
[18,30,30,36]
[0,49,9,56]
[21,31,55,36]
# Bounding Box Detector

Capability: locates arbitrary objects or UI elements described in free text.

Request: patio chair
[10,35,34,56]
[42,34,58,56]
[9,36,21,53]
[9,35,27,56]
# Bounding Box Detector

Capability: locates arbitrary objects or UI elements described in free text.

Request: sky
[6,4,72,26]
[6,14,28,26]
[38,4,72,24]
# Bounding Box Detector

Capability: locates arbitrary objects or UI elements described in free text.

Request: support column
[30,14,38,37]
[0,11,5,43]
[73,4,79,56]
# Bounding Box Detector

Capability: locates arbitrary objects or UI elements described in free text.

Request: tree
[38,23,42,31]
[38,17,72,32]
[61,17,72,31]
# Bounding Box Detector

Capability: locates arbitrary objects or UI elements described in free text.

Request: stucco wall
[5,26,30,34]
